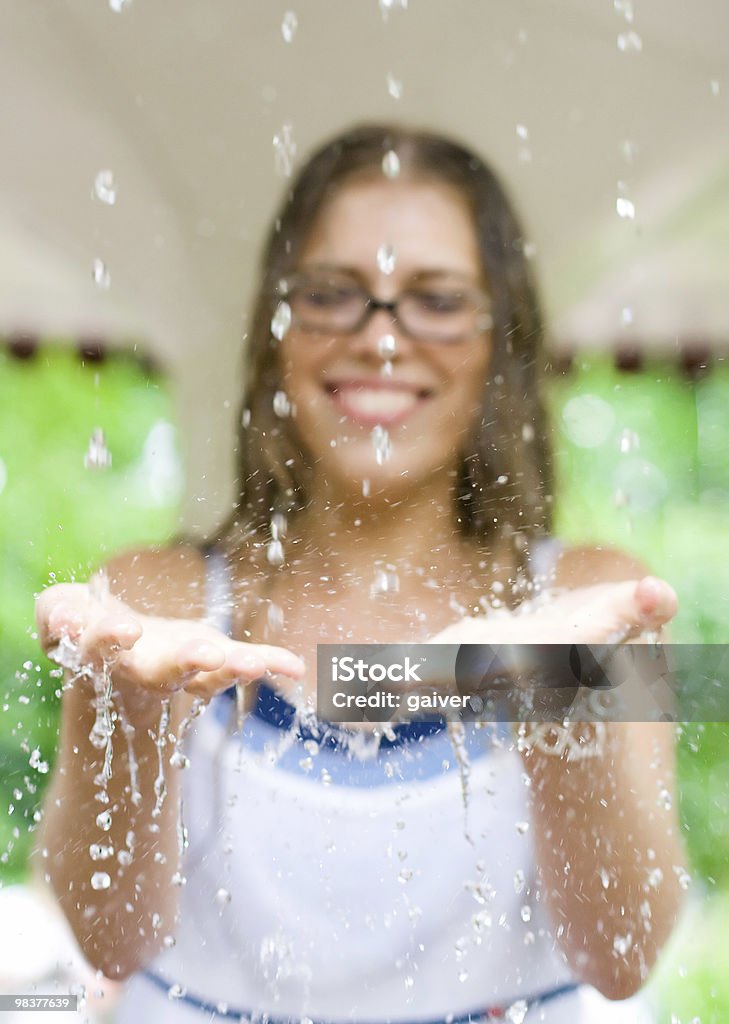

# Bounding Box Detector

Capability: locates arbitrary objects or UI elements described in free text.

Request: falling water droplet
[521,423,535,443]
[271,301,292,340]
[516,123,529,140]
[216,887,232,907]
[371,425,392,465]
[600,868,611,889]
[91,871,111,890]
[386,73,403,99]
[93,170,117,205]
[513,869,525,894]
[109,0,131,11]
[376,243,396,275]
[620,306,634,327]
[505,1000,528,1023]
[378,334,397,360]
[167,984,186,1000]
[29,748,50,773]
[657,787,672,810]
[619,138,638,162]
[613,933,632,955]
[673,865,692,891]
[273,390,291,418]
[617,30,643,52]
[619,428,640,454]
[616,197,636,219]
[614,0,635,21]
[281,11,298,42]
[273,123,297,177]
[520,905,532,923]
[84,428,112,471]
[362,478,371,497]
[96,810,112,831]
[647,866,663,888]
[89,843,114,861]
[382,150,401,179]
[267,539,285,566]
[379,0,408,20]
[515,820,529,835]
[92,258,111,290]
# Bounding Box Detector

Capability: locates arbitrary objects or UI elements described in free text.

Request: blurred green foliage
[0,346,727,1019]
[0,345,181,880]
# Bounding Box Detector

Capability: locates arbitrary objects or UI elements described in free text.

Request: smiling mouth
[324,381,433,427]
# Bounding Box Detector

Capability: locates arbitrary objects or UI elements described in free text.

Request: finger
[36,584,90,651]
[78,613,143,666]
[115,637,227,696]
[244,643,306,679]
[635,576,678,626]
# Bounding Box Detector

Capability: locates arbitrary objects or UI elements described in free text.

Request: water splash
[93,170,117,205]
[447,722,473,842]
[382,150,401,179]
[151,700,171,817]
[281,11,298,42]
[273,124,297,178]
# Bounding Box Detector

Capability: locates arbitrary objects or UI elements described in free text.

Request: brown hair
[218,123,552,566]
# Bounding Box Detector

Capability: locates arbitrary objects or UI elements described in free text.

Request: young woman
[36,124,685,1023]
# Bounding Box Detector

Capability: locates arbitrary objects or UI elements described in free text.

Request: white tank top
[115,544,653,1024]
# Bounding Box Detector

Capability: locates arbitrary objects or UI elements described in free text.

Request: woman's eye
[302,285,358,307]
[412,291,466,314]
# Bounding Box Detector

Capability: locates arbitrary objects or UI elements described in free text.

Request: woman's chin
[312,444,441,500]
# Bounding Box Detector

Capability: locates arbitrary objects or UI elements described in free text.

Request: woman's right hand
[36,581,305,708]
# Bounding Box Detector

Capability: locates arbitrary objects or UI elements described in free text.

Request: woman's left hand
[428,575,677,646]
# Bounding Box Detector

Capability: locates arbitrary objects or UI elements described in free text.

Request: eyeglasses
[277,270,493,345]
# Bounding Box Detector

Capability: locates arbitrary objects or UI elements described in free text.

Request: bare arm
[521,548,686,1000]
[34,546,304,979]
[430,547,687,999]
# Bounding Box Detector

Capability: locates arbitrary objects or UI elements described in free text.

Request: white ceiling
[2,0,728,531]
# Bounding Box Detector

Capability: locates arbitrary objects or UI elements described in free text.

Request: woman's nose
[348,305,410,361]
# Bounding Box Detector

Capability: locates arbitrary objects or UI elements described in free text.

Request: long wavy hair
[216,123,553,570]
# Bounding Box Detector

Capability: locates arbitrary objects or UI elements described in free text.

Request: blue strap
[221,681,447,750]
[141,969,580,1022]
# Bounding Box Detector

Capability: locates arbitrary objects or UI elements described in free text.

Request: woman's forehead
[298,178,481,279]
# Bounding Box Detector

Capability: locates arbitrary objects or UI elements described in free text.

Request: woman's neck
[287,476,483,585]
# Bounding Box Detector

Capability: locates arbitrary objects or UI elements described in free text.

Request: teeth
[337,388,418,417]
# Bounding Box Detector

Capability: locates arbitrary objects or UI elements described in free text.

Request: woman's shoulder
[105,542,207,618]
[551,541,651,590]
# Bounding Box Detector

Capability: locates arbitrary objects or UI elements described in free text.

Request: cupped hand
[429,576,678,646]
[36,581,305,706]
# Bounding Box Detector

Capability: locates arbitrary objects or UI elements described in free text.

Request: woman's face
[279,176,492,498]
